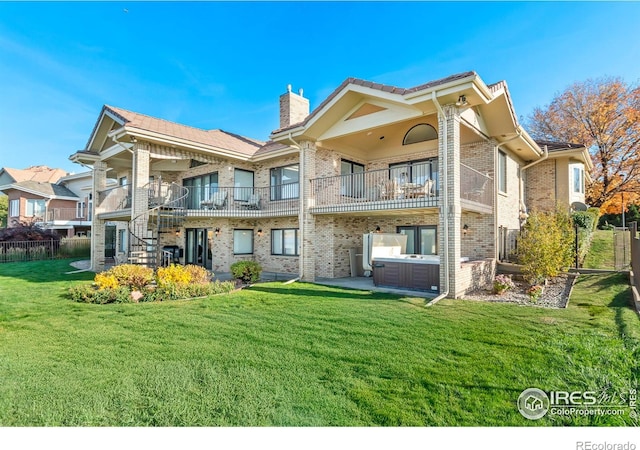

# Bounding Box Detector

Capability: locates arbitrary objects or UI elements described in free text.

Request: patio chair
[242,193,261,210]
[424,179,435,197]
[211,191,228,209]
[380,179,400,200]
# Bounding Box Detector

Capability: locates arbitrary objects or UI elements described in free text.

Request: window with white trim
[26,199,45,217]
[573,167,584,194]
[271,229,299,256]
[9,199,19,217]
[76,202,86,218]
[118,229,127,253]
[234,169,254,202]
[233,229,254,255]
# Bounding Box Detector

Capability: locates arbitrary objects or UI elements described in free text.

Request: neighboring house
[70,71,592,298]
[0,165,67,186]
[0,169,105,237]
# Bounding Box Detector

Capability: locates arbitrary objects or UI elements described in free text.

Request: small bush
[157,264,192,287]
[69,285,132,304]
[527,285,543,303]
[94,273,119,290]
[185,264,212,284]
[493,274,515,295]
[517,208,574,284]
[108,264,154,290]
[230,260,262,283]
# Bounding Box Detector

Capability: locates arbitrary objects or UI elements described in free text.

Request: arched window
[403,123,437,145]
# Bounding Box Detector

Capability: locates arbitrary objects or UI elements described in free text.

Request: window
[573,167,584,194]
[118,229,127,253]
[397,226,437,255]
[403,123,438,145]
[390,158,438,188]
[9,199,19,217]
[498,151,507,193]
[233,229,254,255]
[340,160,365,197]
[272,229,299,256]
[76,202,85,218]
[234,169,254,202]
[26,199,45,217]
[270,165,299,200]
[119,176,128,186]
[183,172,219,209]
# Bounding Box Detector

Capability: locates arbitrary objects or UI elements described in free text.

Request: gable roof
[272,71,477,135]
[103,105,265,157]
[0,166,67,184]
[535,140,585,153]
[1,180,78,199]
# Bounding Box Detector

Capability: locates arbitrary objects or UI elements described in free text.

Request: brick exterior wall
[496,150,523,232]
[91,161,108,271]
[525,159,556,213]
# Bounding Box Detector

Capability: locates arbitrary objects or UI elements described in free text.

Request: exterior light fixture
[375,226,381,233]
[214,227,221,237]
[257,229,263,237]
[456,95,468,107]
[463,224,469,235]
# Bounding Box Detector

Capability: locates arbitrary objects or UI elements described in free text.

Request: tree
[0,195,7,228]
[527,77,640,207]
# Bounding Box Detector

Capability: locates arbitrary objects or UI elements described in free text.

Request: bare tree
[527,76,640,207]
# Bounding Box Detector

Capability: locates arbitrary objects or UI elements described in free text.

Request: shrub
[493,274,515,295]
[230,260,262,283]
[69,285,132,304]
[108,264,154,290]
[527,285,543,303]
[184,264,212,284]
[157,264,192,287]
[517,209,574,284]
[94,273,119,290]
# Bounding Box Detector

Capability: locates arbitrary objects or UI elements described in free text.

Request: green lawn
[0,259,638,426]
[583,229,615,269]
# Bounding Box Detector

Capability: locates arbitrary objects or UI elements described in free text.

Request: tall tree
[527,77,640,207]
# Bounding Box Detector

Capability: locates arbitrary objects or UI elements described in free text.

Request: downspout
[426,92,449,306]
[519,142,549,219]
[285,133,304,281]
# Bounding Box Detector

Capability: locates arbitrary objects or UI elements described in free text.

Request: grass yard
[0,259,638,426]
[583,229,615,269]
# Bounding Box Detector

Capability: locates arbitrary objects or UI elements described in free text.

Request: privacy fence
[0,237,90,263]
[630,222,640,294]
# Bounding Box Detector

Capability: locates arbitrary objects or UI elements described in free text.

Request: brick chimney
[279,84,309,129]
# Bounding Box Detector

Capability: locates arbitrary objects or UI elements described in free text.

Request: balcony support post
[91,161,108,272]
[300,140,316,282]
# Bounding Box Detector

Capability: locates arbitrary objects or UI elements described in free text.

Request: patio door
[105,225,117,258]
[397,225,437,255]
[185,228,213,269]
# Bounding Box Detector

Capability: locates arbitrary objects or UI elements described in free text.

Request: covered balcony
[309,162,492,214]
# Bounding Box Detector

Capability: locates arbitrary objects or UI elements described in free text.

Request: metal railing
[181,183,299,217]
[498,226,519,262]
[0,237,90,263]
[97,184,132,213]
[460,164,493,208]
[310,164,439,213]
[46,208,88,222]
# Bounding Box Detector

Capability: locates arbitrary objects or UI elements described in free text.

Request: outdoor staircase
[128,180,188,268]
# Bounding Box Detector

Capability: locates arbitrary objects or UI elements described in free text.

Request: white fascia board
[123,127,254,162]
[101,143,130,160]
[318,106,422,142]
[250,147,299,162]
[0,184,79,200]
[403,75,479,101]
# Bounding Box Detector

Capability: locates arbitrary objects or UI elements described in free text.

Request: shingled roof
[5,180,78,198]
[104,105,266,157]
[1,166,67,184]
[535,140,586,152]
[272,71,477,134]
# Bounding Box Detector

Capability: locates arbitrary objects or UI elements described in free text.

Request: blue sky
[1,1,639,175]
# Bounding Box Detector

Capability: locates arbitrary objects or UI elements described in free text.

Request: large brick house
[70,71,592,298]
[0,168,100,237]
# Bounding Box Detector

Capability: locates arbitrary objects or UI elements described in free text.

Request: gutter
[426,91,449,306]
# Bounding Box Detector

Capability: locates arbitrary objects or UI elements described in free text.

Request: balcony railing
[180,183,300,217]
[46,208,89,222]
[97,184,132,213]
[460,164,493,209]
[310,164,439,214]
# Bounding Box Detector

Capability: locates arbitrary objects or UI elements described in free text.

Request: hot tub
[372,255,470,292]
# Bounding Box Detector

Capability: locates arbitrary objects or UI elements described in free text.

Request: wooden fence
[0,237,90,263]
[630,222,640,293]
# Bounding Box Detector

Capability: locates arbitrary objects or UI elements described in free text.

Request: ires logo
[549,391,597,406]
[518,388,632,420]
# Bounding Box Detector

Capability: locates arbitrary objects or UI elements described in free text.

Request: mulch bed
[465,273,578,308]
